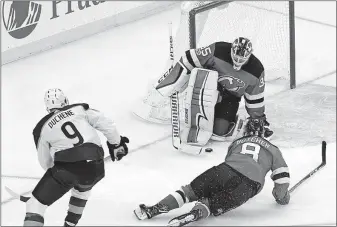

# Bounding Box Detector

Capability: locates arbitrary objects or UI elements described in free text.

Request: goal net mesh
[191,1,290,81]
[134,1,291,124]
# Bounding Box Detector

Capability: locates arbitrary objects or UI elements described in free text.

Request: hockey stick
[168,21,181,150]
[5,186,30,202]
[289,141,327,194]
[171,92,180,150]
[9,141,327,204]
[4,134,172,204]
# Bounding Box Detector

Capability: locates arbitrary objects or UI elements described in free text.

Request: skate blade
[167,219,182,227]
[167,213,196,226]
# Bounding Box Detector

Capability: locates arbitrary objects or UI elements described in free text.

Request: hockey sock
[24,213,44,226]
[64,196,88,226]
[157,185,197,210]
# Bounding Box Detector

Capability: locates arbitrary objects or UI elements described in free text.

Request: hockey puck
[205,148,213,153]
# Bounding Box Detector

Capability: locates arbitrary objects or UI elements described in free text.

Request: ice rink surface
[1,2,336,226]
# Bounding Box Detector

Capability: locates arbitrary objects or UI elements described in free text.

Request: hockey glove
[107,136,129,162]
[248,115,273,140]
[263,117,273,140]
[275,191,290,205]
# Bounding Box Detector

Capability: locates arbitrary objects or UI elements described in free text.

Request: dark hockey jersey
[179,41,265,118]
[225,135,290,200]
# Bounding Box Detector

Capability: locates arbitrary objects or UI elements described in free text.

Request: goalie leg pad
[178,143,204,155]
[155,62,190,97]
[180,68,219,148]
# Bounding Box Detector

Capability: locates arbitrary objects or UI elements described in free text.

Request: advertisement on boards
[1,1,154,51]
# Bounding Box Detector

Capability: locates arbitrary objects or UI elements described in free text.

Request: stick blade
[5,186,30,202]
[5,186,20,200]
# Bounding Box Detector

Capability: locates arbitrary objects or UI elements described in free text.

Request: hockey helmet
[44,88,69,113]
[231,37,253,70]
[244,118,265,137]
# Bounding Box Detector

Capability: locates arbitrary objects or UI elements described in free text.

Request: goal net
[133,1,294,124]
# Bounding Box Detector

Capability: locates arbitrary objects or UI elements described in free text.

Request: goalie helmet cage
[187,1,296,89]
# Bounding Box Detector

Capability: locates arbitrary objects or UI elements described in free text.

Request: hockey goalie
[154,37,274,154]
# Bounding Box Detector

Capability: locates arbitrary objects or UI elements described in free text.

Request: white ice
[1,2,336,226]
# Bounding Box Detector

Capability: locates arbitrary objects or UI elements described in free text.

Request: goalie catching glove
[107,136,129,161]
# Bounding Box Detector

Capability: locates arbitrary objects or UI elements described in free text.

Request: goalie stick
[168,21,181,150]
[5,141,328,206]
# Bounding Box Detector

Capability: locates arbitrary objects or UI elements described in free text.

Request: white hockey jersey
[33,103,121,170]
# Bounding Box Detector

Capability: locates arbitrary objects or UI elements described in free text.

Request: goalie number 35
[240,143,260,162]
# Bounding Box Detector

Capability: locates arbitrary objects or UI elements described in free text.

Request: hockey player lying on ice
[153,37,273,154]
[134,118,290,226]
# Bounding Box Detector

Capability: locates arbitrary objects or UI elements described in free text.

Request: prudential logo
[2,1,42,39]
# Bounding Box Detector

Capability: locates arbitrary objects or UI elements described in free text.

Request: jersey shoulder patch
[213,42,232,63]
[241,54,264,79]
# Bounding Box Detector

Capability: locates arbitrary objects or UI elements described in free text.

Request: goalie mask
[231,37,253,71]
[244,118,265,137]
[44,88,69,113]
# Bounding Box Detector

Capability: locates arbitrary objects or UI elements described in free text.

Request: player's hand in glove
[263,118,273,140]
[107,136,129,161]
[275,191,290,205]
[273,187,290,205]
[248,115,273,140]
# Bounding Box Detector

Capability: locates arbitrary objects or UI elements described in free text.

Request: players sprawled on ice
[23,89,129,226]
[154,37,273,154]
[134,118,290,226]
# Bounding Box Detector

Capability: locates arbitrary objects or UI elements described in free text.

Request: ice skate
[134,203,169,220]
[167,209,201,226]
[167,202,210,226]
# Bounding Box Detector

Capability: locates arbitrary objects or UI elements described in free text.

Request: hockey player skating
[154,37,273,154]
[23,88,129,226]
[134,118,290,226]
